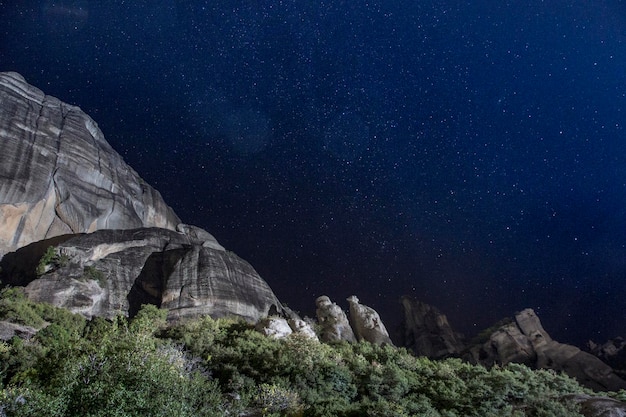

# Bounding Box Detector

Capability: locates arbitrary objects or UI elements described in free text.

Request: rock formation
[0,71,287,325]
[256,316,293,339]
[1,227,283,323]
[588,337,626,380]
[0,71,180,259]
[346,295,393,346]
[399,296,464,358]
[288,318,319,341]
[565,394,626,417]
[468,309,626,392]
[315,295,356,343]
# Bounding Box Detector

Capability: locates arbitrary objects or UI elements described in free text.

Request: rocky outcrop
[0,71,180,259]
[256,317,293,339]
[564,394,626,417]
[399,297,464,358]
[288,318,319,341]
[468,309,626,392]
[588,338,626,380]
[347,295,393,346]
[2,227,283,323]
[315,295,356,343]
[0,321,38,341]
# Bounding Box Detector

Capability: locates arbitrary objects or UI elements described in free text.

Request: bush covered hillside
[0,287,623,417]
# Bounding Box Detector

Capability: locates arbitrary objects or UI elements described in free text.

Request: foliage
[0,291,600,417]
[35,247,68,276]
[80,266,106,285]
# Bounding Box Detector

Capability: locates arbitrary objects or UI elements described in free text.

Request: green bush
[0,300,595,417]
[80,266,106,285]
[35,247,68,276]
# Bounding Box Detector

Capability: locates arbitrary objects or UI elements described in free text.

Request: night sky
[2,0,625,346]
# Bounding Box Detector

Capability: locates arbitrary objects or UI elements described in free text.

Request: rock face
[399,296,464,358]
[0,71,180,259]
[347,295,393,346]
[0,72,287,325]
[315,295,356,343]
[588,337,626,380]
[468,309,626,392]
[2,227,283,323]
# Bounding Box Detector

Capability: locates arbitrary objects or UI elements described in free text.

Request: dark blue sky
[2,0,625,345]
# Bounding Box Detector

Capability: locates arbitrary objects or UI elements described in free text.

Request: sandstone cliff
[0,72,284,324]
[0,71,180,259]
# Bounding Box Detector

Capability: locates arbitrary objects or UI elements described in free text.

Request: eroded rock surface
[9,227,283,323]
[0,71,180,259]
[315,295,356,343]
[469,309,626,392]
[347,295,393,346]
[399,296,464,358]
[589,337,626,380]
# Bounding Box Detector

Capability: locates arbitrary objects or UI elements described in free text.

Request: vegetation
[0,290,603,416]
[80,266,106,286]
[35,247,69,276]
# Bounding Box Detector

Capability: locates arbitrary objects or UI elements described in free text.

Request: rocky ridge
[399,298,626,392]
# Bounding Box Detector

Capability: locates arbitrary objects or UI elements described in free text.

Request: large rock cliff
[0,72,284,323]
[0,71,180,258]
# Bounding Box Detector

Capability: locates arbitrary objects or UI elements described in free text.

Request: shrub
[35,247,68,276]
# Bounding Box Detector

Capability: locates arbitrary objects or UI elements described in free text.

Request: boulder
[256,316,293,339]
[564,394,626,417]
[0,71,180,259]
[315,295,356,343]
[288,318,319,341]
[346,295,393,346]
[399,296,464,358]
[4,227,283,323]
[0,321,38,341]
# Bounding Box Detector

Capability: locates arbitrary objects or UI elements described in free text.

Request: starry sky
[2,0,625,346]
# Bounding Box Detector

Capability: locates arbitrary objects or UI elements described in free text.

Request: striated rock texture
[399,296,464,358]
[347,295,393,346]
[315,295,356,343]
[4,226,283,323]
[0,71,180,259]
[468,309,626,392]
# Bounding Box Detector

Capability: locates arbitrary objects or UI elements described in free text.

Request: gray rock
[468,309,626,392]
[315,295,356,343]
[256,316,293,339]
[399,297,464,358]
[347,295,393,346]
[288,318,319,341]
[0,71,180,259]
[0,321,38,341]
[18,227,283,323]
[477,322,536,366]
[589,338,626,380]
[565,394,626,417]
